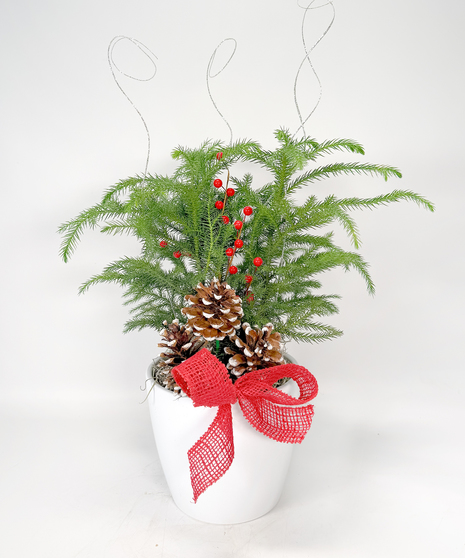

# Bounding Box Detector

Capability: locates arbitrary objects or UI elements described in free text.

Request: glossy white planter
[146,356,299,524]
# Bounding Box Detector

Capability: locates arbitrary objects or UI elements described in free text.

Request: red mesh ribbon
[171,348,318,502]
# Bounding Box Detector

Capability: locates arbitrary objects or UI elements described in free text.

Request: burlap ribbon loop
[172,348,318,502]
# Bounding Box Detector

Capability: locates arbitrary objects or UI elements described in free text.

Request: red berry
[247,293,254,302]
[213,179,223,188]
[226,188,235,197]
[222,215,230,224]
[159,240,167,248]
[234,239,244,249]
[215,201,224,210]
[216,152,223,160]
[243,206,253,216]
[234,220,243,230]
[253,257,263,267]
[245,275,253,283]
[229,266,238,275]
[173,251,181,259]
[225,247,234,256]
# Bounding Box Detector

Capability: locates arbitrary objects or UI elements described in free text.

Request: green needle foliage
[59,129,434,342]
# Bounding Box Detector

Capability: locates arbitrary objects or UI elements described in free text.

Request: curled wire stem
[107,36,158,176]
[140,362,184,403]
[206,38,237,146]
[140,378,149,391]
[140,380,157,404]
[293,0,335,138]
[140,362,157,403]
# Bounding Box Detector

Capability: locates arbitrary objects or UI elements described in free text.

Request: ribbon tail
[187,404,234,503]
[237,396,315,444]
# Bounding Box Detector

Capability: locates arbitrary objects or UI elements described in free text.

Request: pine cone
[181,277,243,341]
[161,372,182,394]
[158,319,205,368]
[225,322,284,377]
[155,319,206,393]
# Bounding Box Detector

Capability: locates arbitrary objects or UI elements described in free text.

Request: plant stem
[221,169,230,215]
[205,192,214,275]
[244,266,258,296]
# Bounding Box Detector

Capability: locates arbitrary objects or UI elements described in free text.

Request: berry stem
[224,213,250,281]
[225,249,237,280]
[221,169,230,216]
[244,265,259,296]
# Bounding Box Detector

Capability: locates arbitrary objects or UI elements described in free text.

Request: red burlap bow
[171,348,318,502]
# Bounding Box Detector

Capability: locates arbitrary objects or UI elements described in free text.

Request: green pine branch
[59,130,433,341]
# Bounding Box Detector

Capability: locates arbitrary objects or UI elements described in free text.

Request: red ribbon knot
[172,348,318,502]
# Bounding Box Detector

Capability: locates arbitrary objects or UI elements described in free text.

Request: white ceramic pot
[146,355,299,524]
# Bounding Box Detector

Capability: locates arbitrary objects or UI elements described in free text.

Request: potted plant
[59,129,433,523]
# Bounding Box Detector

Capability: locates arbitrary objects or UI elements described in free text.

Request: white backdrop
[1,0,464,556]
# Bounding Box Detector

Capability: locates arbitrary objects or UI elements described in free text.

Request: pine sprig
[307,138,366,158]
[289,162,402,192]
[335,190,435,212]
[58,199,126,262]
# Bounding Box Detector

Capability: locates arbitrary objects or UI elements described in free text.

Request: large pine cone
[181,277,243,341]
[225,322,284,377]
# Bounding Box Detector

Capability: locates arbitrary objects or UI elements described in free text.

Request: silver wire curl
[294,0,335,137]
[206,38,238,146]
[107,36,158,176]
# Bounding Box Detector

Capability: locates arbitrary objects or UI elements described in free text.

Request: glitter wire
[107,36,158,176]
[293,1,335,138]
[206,38,238,146]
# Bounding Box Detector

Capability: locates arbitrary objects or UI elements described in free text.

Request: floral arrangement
[59,129,433,501]
[56,2,439,505]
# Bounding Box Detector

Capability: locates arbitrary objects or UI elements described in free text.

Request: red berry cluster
[213,152,262,299]
[161,153,262,302]
[224,207,253,276]
[243,257,263,302]
[213,175,234,216]
[159,241,191,260]
[213,152,243,221]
